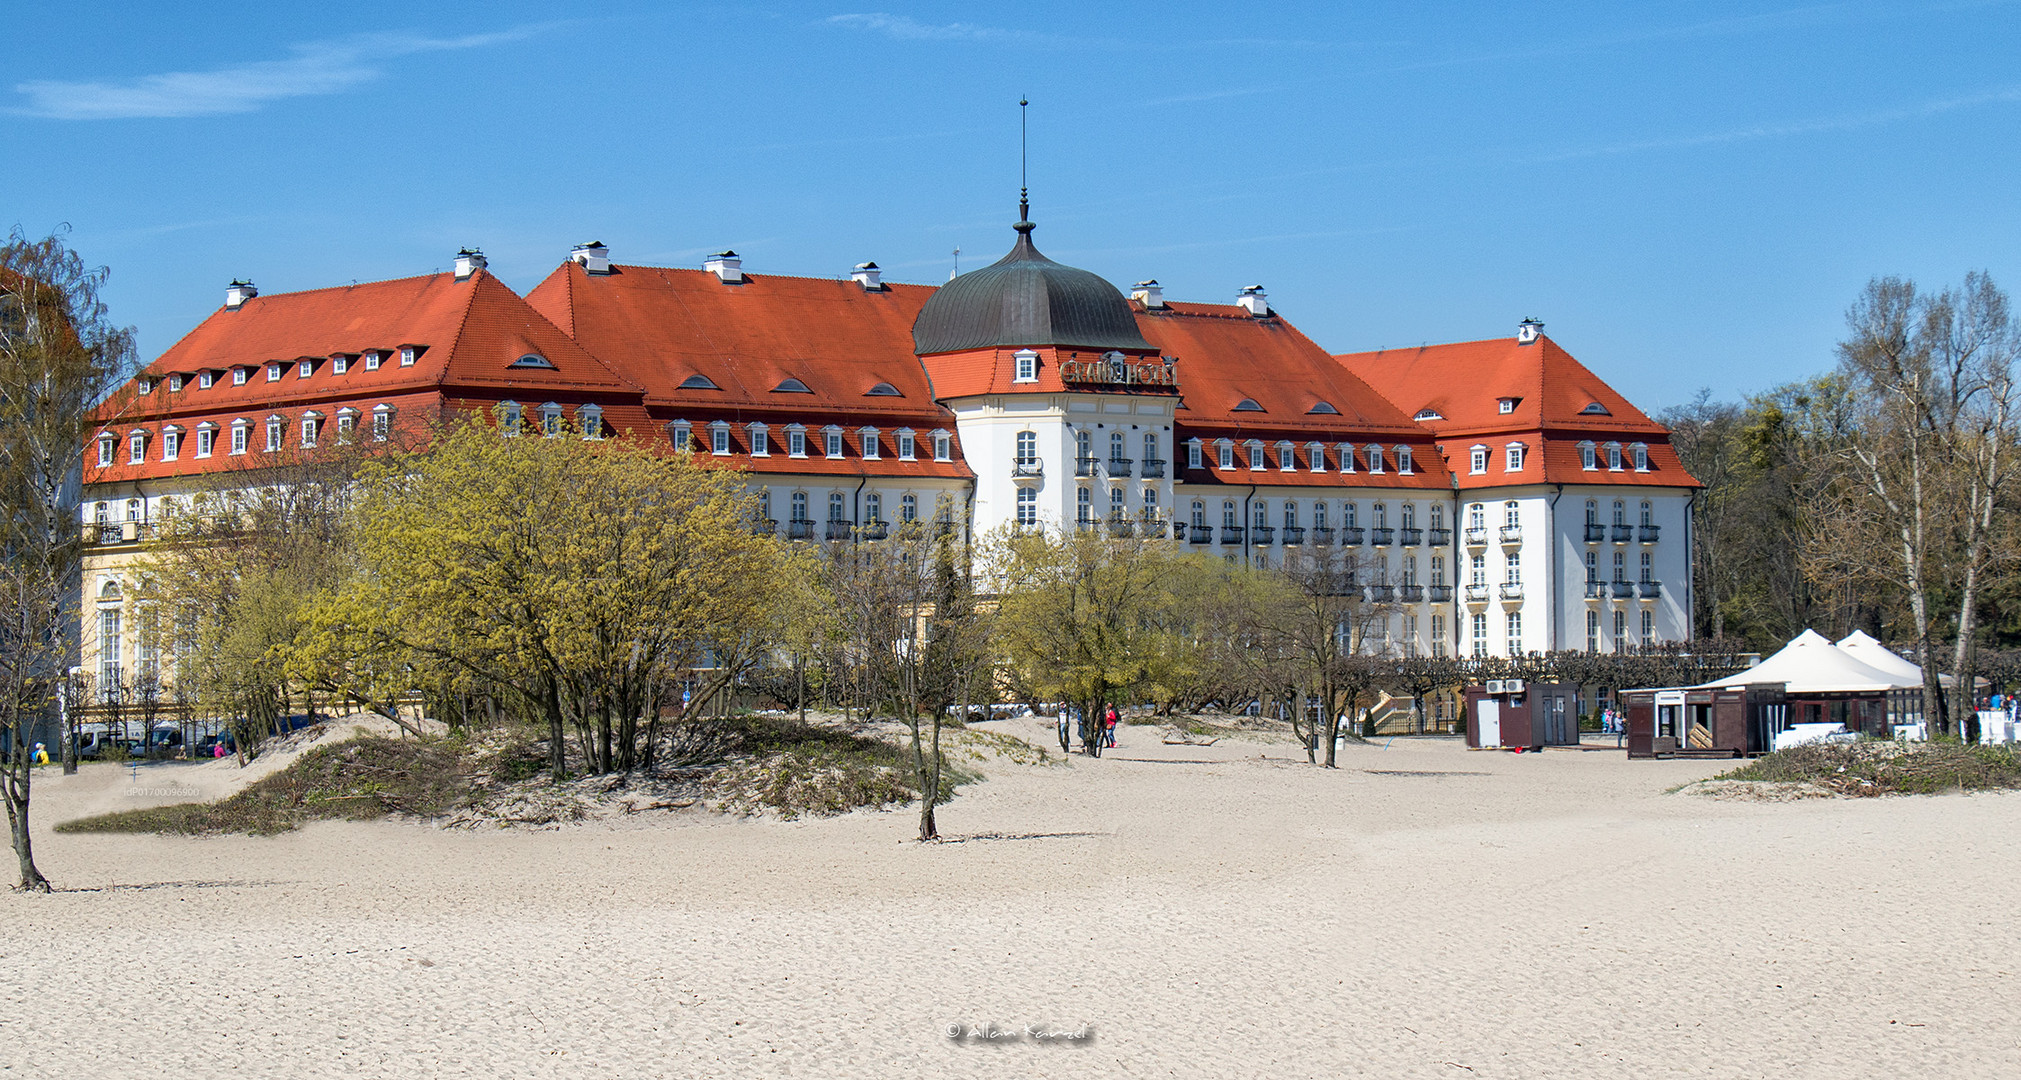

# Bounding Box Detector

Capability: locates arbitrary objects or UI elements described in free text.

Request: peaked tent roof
[1835,631,1928,684]
[1694,629,1918,693]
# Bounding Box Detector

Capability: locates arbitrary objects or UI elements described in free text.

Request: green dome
[913,220,1151,356]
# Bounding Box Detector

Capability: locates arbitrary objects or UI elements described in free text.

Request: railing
[1398,527,1423,546]
[1611,581,1636,599]
[1310,526,1334,545]
[1399,584,1425,602]
[860,520,890,541]
[1640,580,1663,598]
[825,521,854,542]
[1076,518,1096,532]
[1584,523,1607,542]
[1140,458,1166,479]
[1075,456,1099,477]
[1281,526,1305,545]
[1370,527,1395,545]
[1640,525,1661,543]
[751,518,778,536]
[1427,584,1454,602]
[1340,526,1365,545]
[1367,584,1396,602]
[1108,457,1133,478]
[1585,580,1606,599]
[1464,583,1490,602]
[1427,528,1451,546]
[1499,582,1525,600]
[1463,526,1489,546]
[86,522,156,545]
[1140,518,1169,539]
[1012,458,1043,478]
[1611,524,1634,542]
[1107,517,1135,538]
[1189,524,1213,544]
[1251,525,1275,545]
[1499,525,1523,543]
[1220,525,1245,544]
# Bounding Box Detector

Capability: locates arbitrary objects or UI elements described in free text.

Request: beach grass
[1719,739,2021,796]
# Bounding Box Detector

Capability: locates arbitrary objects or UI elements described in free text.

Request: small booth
[1464,680,1578,750]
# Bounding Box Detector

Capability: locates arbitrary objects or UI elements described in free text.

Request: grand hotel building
[78,213,1698,688]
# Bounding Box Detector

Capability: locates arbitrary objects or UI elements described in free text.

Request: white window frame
[160,427,181,462]
[1013,349,1039,384]
[1396,445,1414,474]
[1217,439,1234,470]
[1277,440,1296,472]
[1505,443,1524,472]
[128,431,147,464]
[298,360,313,379]
[1307,442,1326,472]
[540,403,564,437]
[194,423,216,458]
[372,404,394,442]
[335,409,359,443]
[363,351,381,371]
[1338,443,1355,474]
[1187,438,1203,469]
[1606,442,1623,470]
[747,422,768,456]
[896,428,916,461]
[1470,445,1488,474]
[399,346,416,367]
[167,373,184,392]
[1365,445,1384,474]
[1246,439,1265,471]
[198,370,215,389]
[933,429,952,462]
[300,413,321,448]
[1016,486,1038,525]
[332,355,349,375]
[859,427,881,460]
[1632,443,1649,471]
[710,421,732,456]
[824,426,844,459]
[229,420,249,455]
[96,434,114,467]
[577,405,603,440]
[787,424,807,458]
[265,416,284,452]
[1580,442,1597,470]
[669,419,691,451]
[265,364,280,383]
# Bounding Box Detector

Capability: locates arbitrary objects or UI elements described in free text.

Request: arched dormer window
[575,404,604,440]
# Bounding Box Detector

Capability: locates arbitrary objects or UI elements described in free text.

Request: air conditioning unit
[1505,679,1525,695]
[1485,680,1505,695]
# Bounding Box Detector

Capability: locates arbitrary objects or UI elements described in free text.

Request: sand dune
[4,720,2017,1079]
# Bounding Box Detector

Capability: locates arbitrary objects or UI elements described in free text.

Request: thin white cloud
[824,13,1018,42]
[12,26,553,120]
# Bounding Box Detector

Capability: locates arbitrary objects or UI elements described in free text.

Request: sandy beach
[4,720,2017,1079]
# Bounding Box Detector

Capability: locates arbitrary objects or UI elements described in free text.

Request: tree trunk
[543,677,566,781]
[4,751,50,891]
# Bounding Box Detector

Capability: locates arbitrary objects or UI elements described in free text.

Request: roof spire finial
[1017,96,1030,228]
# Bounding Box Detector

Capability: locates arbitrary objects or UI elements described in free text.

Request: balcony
[1584,523,1607,542]
[1398,527,1423,546]
[1499,525,1523,544]
[1427,528,1451,546]
[1189,524,1213,544]
[1251,525,1275,545]
[787,520,815,540]
[825,521,854,542]
[1012,458,1043,478]
[1499,582,1525,600]
[1611,581,1636,599]
[1464,526,1489,546]
[1140,517,1169,539]
[1399,584,1425,602]
[1367,584,1396,602]
[1107,516,1136,538]
[1639,580,1663,598]
[1370,527,1395,546]
[1310,526,1334,545]
[1340,526,1365,545]
[1108,457,1133,478]
[1074,456,1099,477]
[860,520,890,541]
[1281,526,1305,546]
[751,518,778,536]
[1220,526,1245,545]
[1427,584,1454,602]
[1140,458,1167,479]
[1464,583,1490,603]
[1076,518,1097,532]
[1584,580,1606,599]
[1639,525,1661,543]
[86,521,155,546]
[1612,524,1635,542]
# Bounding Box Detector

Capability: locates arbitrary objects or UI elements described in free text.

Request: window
[670,419,691,451]
[1246,439,1265,471]
[1365,445,1383,473]
[372,405,393,442]
[1639,551,1653,583]
[332,355,349,375]
[1217,440,1234,470]
[1504,552,1521,585]
[825,427,844,459]
[399,346,416,367]
[1585,499,1598,526]
[128,431,146,464]
[98,608,122,686]
[1612,551,1626,582]
[1613,500,1626,526]
[1278,440,1296,472]
[1468,503,1484,531]
[1013,350,1038,383]
[772,377,810,393]
[229,422,248,455]
[1402,556,1418,586]
[1471,612,1488,659]
[1587,610,1601,652]
[679,373,719,390]
[1338,443,1355,473]
[199,371,215,389]
[748,423,769,456]
[1505,444,1524,472]
[1075,430,1092,464]
[1404,614,1418,657]
[1233,398,1264,412]
[266,364,281,383]
[161,427,181,461]
[1251,502,1267,528]
[1108,431,1128,462]
[1015,430,1037,465]
[96,434,113,467]
[866,382,902,398]
[1345,502,1359,528]
[860,428,880,459]
[1641,609,1654,647]
[1016,487,1037,525]
[541,403,564,437]
[1430,554,1444,586]
[363,351,381,371]
[1222,501,1238,528]
[1506,611,1522,655]
[1401,503,1416,530]
[296,358,314,378]
[1283,501,1297,528]
[1191,500,1205,528]
[758,490,772,522]
[1143,432,1158,464]
[829,492,847,523]
[1187,439,1202,469]
[901,493,918,522]
[266,417,283,452]
[1469,553,1486,586]
[1313,503,1328,530]
[1470,445,1488,474]
[934,430,952,461]
[1077,487,1093,523]
[711,422,731,455]
[790,492,809,521]
[578,405,603,439]
[1373,503,1387,530]
[1396,446,1413,474]
[1632,443,1649,471]
[865,492,883,522]
[232,367,247,386]
[1430,504,1444,531]
[1580,442,1597,470]
[788,426,807,458]
[1606,443,1623,470]
[897,429,915,461]
[300,414,321,448]
[1503,501,1520,527]
[1613,609,1627,652]
[194,425,215,458]
[1112,487,1128,520]
[1498,398,1517,415]
[336,410,357,443]
[1142,487,1159,517]
[1307,442,1326,472]
[1584,551,1598,583]
[1431,613,1446,657]
[168,373,184,392]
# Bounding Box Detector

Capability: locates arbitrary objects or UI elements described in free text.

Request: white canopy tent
[1691,629,1919,694]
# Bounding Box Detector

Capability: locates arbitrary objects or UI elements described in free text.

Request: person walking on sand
[1104,705,1119,748]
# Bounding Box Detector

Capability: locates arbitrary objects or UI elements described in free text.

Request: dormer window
[161,426,182,461]
[300,413,322,448]
[787,424,808,458]
[299,359,315,379]
[540,403,564,437]
[1505,443,1525,472]
[747,422,768,456]
[1187,438,1202,470]
[363,351,381,371]
[511,354,556,370]
[932,429,952,462]
[1579,441,1597,470]
[679,373,719,391]
[1366,446,1384,473]
[1307,442,1326,472]
[399,346,416,367]
[266,416,284,452]
[866,382,902,397]
[372,404,394,441]
[1338,443,1356,474]
[1013,350,1038,383]
[772,377,811,393]
[167,374,184,392]
[230,419,250,455]
[710,421,732,455]
[1396,446,1414,474]
[668,419,691,451]
[137,377,155,395]
[1246,439,1265,471]
[265,364,281,383]
[1414,408,1443,421]
[1470,445,1488,474]
[577,404,603,440]
[1498,398,1517,415]
[332,355,350,375]
[1580,401,1611,416]
[194,422,217,458]
[824,426,844,458]
[1277,440,1296,472]
[1632,443,1649,471]
[1606,442,1623,470]
[96,433,115,467]
[1308,401,1340,415]
[335,408,359,443]
[128,430,147,465]
[1216,439,1234,470]
[1233,398,1264,412]
[860,427,881,459]
[497,401,522,436]
[896,428,916,461]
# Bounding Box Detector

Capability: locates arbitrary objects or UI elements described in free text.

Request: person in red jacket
[1104,705,1119,748]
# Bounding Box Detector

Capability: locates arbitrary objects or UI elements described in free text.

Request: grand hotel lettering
[1057,353,1180,388]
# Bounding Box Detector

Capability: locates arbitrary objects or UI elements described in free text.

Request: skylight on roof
[1308,401,1340,415]
[1233,398,1264,412]
[510,354,556,369]
[679,374,720,390]
[773,377,812,393]
[1580,401,1611,415]
[1413,408,1442,421]
[865,382,902,397]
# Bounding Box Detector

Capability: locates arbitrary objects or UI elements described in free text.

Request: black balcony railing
[1012,458,1043,478]
[787,519,815,540]
[1463,526,1489,546]
[1584,523,1607,542]
[1140,518,1169,539]
[87,522,155,545]
[1612,524,1635,542]
[1499,582,1524,600]
[1585,580,1606,599]
[1639,525,1661,542]
[1611,581,1636,599]
[1640,580,1663,598]
[1370,527,1395,545]
[1428,584,1454,602]
[1140,458,1166,479]
[1075,456,1098,477]
[825,521,854,541]
[860,520,890,541]
[1336,526,1362,545]
[1108,457,1133,478]
[1427,528,1452,546]
[1399,527,1423,546]
[1107,517,1136,538]
[1400,584,1426,602]
[1076,518,1096,531]
[1499,525,1523,543]
[1281,526,1305,545]
[1310,526,1334,545]
[1220,525,1245,544]
[1367,584,1396,602]
[1251,525,1275,545]
[1464,583,1490,602]
[751,518,778,536]
[1189,524,1213,544]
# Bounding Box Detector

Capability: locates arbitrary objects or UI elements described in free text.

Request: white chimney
[225,280,258,310]
[850,261,883,290]
[705,250,744,284]
[1517,317,1544,345]
[1132,279,1165,309]
[1237,285,1269,317]
[570,241,612,275]
[454,248,487,282]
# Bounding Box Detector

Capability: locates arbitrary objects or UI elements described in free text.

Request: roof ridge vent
[571,242,612,275]
[706,251,744,284]
[225,280,258,311]
[454,248,487,282]
[1517,317,1543,345]
[1132,280,1165,309]
[1237,284,1269,317]
[851,262,883,290]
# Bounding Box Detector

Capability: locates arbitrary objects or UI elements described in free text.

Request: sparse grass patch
[1717,740,2021,797]
[701,715,975,819]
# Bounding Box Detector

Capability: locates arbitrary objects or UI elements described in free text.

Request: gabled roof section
[1335,334,1666,437]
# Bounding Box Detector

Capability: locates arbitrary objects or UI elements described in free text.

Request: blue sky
[6,1,2019,412]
